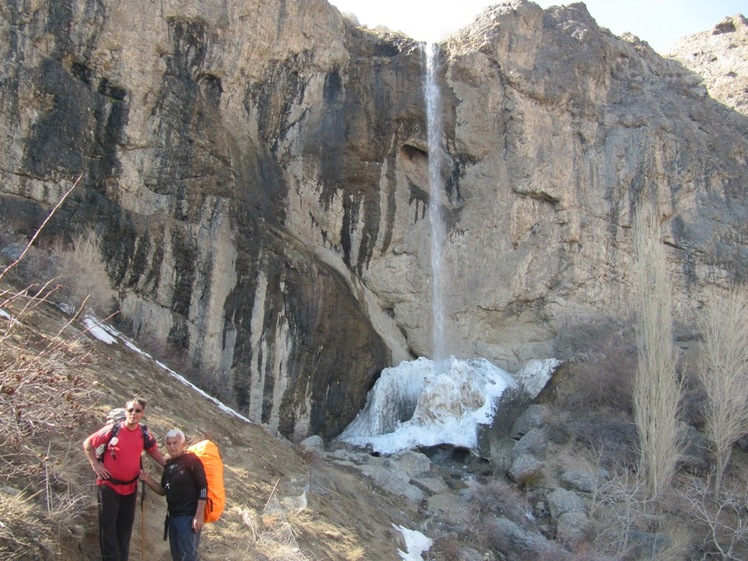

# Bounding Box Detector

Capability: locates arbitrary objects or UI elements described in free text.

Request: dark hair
[126,396,147,410]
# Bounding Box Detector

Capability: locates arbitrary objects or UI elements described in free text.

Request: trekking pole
[141,480,146,561]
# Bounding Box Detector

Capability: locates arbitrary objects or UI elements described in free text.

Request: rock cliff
[668,14,748,116]
[1,0,747,439]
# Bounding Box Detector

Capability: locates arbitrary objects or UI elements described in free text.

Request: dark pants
[168,515,201,561]
[98,484,138,561]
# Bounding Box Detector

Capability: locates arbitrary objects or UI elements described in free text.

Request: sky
[327,0,746,54]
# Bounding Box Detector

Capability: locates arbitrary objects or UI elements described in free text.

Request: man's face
[125,401,144,425]
[165,436,185,457]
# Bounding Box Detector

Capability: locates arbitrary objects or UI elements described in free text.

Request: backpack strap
[97,422,154,486]
[96,422,122,463]
[140,424,157,450]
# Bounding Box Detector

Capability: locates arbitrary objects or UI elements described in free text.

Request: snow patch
[82,315,251,424]
[393,524,432,560]
[83,317,117,345]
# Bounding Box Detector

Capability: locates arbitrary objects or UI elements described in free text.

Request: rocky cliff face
[668,14,748,116]
[1,0,747,440]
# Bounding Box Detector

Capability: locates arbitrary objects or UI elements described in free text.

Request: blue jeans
[168,515,201,561]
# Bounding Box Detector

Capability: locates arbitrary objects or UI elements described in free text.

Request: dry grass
[0,207,100,558]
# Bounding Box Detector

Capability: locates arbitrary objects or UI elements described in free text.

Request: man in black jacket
[140,429,207,561]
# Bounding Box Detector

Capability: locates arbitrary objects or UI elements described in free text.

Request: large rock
[1,0,747,439]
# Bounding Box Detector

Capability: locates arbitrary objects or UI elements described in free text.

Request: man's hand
[92,462,110,479]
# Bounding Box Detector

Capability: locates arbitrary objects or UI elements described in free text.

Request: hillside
[6,244,748,561]
[0,264,417,561]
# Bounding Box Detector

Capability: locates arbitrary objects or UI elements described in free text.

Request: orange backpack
[187,440,225,523]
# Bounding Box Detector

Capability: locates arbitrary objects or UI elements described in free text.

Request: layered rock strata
[1,0,746,438]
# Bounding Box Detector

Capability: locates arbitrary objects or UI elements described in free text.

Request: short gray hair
[165,429,185,442]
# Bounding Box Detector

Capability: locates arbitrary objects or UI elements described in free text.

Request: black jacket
[160,452,208,517]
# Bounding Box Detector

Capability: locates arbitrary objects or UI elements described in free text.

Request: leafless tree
[697,285,748,497]
[631,206,682,501]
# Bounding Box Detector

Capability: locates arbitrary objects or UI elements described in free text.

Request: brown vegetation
[0,222,413,560]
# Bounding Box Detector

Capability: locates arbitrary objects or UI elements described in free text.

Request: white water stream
[338,42,561,457]
[424,41,448,372]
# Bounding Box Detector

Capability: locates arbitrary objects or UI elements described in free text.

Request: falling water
[423,42,448,371]
[339,46,563,447]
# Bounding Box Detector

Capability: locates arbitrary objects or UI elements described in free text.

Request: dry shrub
[586,470,656,559]
[650,520,695,561]
[53,227,117,316]
[1,223,116,318]
[556,323,637,414]
[465,481,540,558]
[429,536,462,561]
[680,476,748,560]
[468,479,528,524]
[569,413,639,470]
[237,493,312,561]
[582,466,699,561]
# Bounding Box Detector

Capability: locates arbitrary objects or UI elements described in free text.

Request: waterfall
[337,44,563,454]
[424,42,448,371]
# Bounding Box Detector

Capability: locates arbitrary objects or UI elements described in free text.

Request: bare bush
[696,285,748,497]
[429,536,462,561]
[632,206,683,501]
[681,476,748,559]
[238,491,312,561]
[585,468,696,560]
[570,414,639,470]
[558,323,637,414]
[467,479,528,524]
[54,227,117,316]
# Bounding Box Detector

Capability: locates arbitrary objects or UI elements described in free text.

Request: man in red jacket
[83,397,166,561]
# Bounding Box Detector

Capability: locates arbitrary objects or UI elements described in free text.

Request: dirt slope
[91,330,421,561]
[0,281,418,561]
